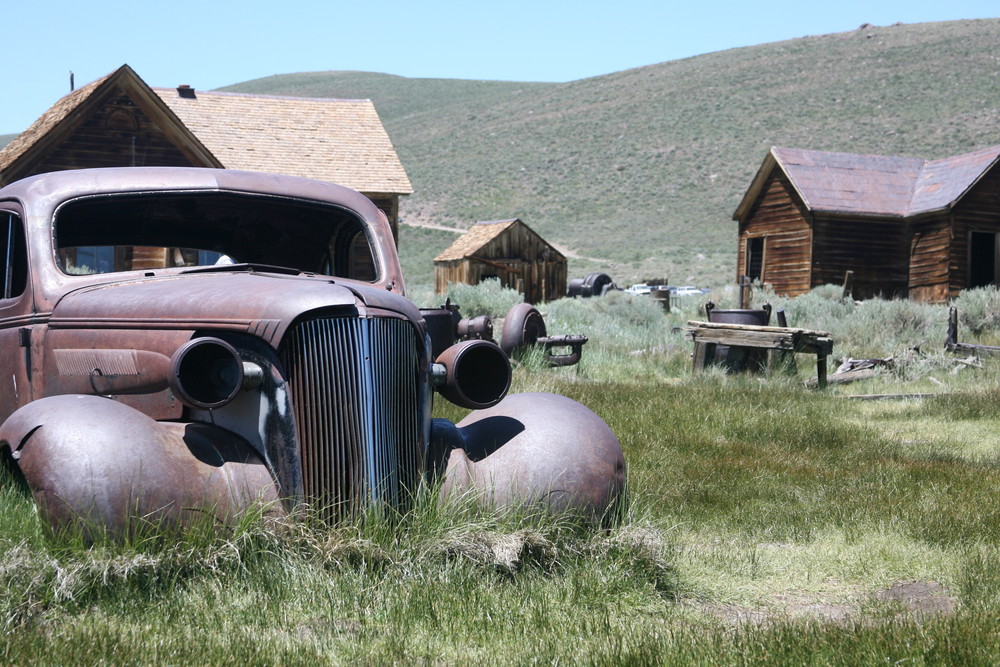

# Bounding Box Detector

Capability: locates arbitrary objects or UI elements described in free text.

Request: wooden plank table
[685,321,834,388]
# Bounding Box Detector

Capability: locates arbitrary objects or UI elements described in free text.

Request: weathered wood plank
[686,321,831,337]
[688,328,796,349]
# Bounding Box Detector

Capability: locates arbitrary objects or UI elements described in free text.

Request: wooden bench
[686,321,834,388]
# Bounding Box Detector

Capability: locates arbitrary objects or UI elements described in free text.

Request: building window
[746,237,765,282]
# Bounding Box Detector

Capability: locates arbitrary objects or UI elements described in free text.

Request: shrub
[954,286,1000,335]
[444,279,524,319]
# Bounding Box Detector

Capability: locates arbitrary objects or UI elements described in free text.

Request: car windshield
[54,192,377,281]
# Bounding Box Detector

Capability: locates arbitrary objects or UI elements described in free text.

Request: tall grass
[7,284,1000,662]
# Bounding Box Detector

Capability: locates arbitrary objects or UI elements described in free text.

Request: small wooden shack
[733,145,1000,302]
[434,218,567,303]
[0,64,412,243]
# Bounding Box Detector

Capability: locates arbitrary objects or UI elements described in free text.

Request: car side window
[0,212,27,300]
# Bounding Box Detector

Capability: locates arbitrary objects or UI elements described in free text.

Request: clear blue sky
[3,0,997,134]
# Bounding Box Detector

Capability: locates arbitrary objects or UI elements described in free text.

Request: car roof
[0,167,382,222]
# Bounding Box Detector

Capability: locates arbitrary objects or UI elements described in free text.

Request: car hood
[48,270,424,346]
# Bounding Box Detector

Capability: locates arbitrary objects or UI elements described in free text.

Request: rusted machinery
[421,301,588,367]
[567,272,617,298]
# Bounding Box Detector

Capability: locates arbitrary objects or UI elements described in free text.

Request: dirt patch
[691,580,957,626]
[874,580,957,616]
[695,603,772,625]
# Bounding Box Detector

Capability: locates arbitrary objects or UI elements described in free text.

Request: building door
[969,231,997,288]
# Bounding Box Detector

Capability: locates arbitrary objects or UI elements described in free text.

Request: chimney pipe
[176,85,196,99]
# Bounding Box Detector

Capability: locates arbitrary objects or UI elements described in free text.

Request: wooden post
[692,342,717,371]
[738,275,751,309]
[946,306,958,349]
[816,353,828,389]
[692,342,706,371]
[769,309,797,373]
[842,270,854,301]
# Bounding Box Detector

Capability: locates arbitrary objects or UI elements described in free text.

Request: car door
[0,205,34,422]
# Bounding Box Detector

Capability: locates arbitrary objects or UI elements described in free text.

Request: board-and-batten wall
[737,172,813,296]
[435,224,567,304]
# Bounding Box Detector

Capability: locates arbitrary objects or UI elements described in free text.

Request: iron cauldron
[704,301,772,372]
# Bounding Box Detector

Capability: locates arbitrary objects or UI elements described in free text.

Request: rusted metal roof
[435,219,520,262]
[773,147,923,217]
[153,87,412,195]
[734,145,1000,221]
[911,144,1000,214]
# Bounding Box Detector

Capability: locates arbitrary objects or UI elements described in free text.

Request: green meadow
[6,282,1000,664]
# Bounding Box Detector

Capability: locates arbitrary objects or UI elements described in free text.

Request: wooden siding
[21,89,196,177]
[950,165,1000,298]
[812,215,908,298]
[434,220,567,303]
[908,215,952,302]
[736,171,813,296]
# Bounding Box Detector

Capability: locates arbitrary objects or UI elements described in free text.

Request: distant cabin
[0,64,412,244]
[434,218,567,303]
[733,145,1000,302]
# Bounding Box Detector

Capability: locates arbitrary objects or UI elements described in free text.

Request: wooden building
[0,65,412,242]
[733,145,1000,302]
[434,218,567,303]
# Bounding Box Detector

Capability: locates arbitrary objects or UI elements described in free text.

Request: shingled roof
[434,219,537,262]
[734,145,1000,221]
[153,87,412,195]
[0,64,411,196]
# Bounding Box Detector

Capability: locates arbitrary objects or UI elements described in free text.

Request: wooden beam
[687,327,796,349]
[687,321,831,337]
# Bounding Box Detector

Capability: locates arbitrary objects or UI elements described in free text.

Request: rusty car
[0,167,624,534]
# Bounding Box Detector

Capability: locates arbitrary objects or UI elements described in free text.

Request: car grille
[280,316,423,516]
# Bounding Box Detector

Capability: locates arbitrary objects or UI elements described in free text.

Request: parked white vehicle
[670,285,709,297]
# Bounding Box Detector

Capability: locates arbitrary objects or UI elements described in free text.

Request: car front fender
[433,392,626,523]
[0,394,281,536]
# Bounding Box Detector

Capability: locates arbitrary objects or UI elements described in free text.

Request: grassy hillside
[222,19,1000,289]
